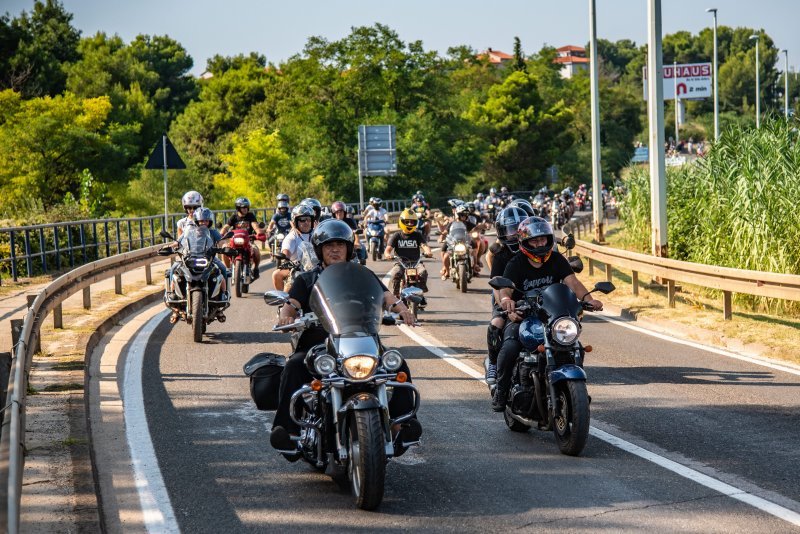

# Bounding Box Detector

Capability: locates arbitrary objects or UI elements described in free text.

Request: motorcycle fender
[337,392,383,414]
[549,364,587,384]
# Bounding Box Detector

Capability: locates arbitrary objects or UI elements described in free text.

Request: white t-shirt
[364,207,388,222]
[176,217,196,235]
[281,230,313,261]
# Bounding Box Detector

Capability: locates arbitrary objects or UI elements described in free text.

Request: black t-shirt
[387,230,425,261]
[341,217,358,231]
[447,219,476,233]
[227,212,258,234]
[502,251,574,294]
[271,212,291,231]
[490,242,516,278]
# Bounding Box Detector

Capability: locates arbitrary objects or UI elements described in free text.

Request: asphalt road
[90,245,800,533]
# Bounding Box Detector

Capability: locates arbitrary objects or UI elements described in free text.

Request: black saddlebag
[243,353,286,411]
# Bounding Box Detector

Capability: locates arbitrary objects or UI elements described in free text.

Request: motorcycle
[270,230,287,267]
[391,257,426,320]
[263,262,421,510]
[365,219,386,262]
[488,276,615,456]
[446,221,473,293]
[159,229,236,343]
[227,229,266,297]
[273,241,318,295]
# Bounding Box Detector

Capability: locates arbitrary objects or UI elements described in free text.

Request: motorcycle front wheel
[553,380,590,456]
[191,290,204,343]
[234,261,243,298]
[458,263,468,293]
[347,409,386,510]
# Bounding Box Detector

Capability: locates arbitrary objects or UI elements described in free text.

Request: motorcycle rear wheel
[370,242,378,262]
[191,290,204,343]
[458,264,468,293]
[347,409,386,510]
[234,262,243,298]
[553,381,590,456]
[409,300,418,320]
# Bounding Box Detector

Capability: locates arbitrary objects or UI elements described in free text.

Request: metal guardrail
[0,244,165,533]
[562,216,800,319]
[0,201,409,282]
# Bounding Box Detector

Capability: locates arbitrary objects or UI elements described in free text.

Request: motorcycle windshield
[180,226,214,256]
[298,241,319,271]
[538,283,581,319]
[447,222,468,243]
[310,262,384,336]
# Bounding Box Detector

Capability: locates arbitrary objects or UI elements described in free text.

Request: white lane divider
[595,312,800,377]
[123,309,181,533]
[387,273,800,526]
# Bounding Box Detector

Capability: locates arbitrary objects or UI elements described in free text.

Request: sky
[4,0,799,75]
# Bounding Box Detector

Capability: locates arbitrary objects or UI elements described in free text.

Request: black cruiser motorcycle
[488,276,614,456]
[263,262,420,510]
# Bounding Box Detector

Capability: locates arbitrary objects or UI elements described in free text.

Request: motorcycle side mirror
[568,256,584,273]
[592,281,616,294]
[222,231,233,239]
[258,222,266,229]
[160,229,174,240]
[216,222,223,229]
[157,247,173,256]
[223,247,237,257]
[400,286,424,303]
[264,290,289,306]
[560,233,576,250]
[273,252,287,261]
[488,276,516,291]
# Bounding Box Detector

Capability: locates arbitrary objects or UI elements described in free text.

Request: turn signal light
[584,345,593,353]
[537,344,545,353]
[310,379,323,391]
[395,372,408,383]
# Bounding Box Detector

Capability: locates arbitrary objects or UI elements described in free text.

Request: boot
[491,387,507,412]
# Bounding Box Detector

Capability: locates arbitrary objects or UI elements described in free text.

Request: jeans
[496,322,523,394]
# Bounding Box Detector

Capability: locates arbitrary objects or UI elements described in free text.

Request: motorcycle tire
[234,262,243,298]
[409,300,419,321]
[553,381,590,456]
[504,407,531,433]
[370,242,378,263]
[347,409,386,511]
[458,264,468,294]
[191,290,204,343]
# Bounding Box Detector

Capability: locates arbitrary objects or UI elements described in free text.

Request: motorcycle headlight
[276,233,285,241]
[471,231,479,239]
[552,317,580,345]
[314,354,337,376]
[343,355,377,380]
[454,243,467,254]
[382,350,404,372]
[233,237,246,245]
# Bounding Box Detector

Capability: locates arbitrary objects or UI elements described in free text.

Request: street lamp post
[783,49,790,118]
[589,0,604,242]
[750,34,760,128]
[706,8,719,140]
[647,0,668,258]
[674,60,680,145]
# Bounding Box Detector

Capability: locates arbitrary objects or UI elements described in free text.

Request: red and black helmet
[517,216,554,263]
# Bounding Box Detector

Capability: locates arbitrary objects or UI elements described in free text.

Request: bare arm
[563,273,603,311]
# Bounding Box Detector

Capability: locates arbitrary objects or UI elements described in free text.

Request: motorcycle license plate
[406,268,417,277]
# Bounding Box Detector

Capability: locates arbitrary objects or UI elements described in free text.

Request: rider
[475,192,486,214]
[331,201,364,262]
[484,206,527,385]
[220,197,265,279]
[271,204,315,291]
[385,209,432,304]
[266,199,292,245]
[493,217,604,411]
[176,190,203,238]
[194,207,230,300]
[439,204,477,280]
[363,197,389,249]
[269,220,420,455]
[411,194,432,240]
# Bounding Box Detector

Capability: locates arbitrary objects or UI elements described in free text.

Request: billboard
[643,62,712,101]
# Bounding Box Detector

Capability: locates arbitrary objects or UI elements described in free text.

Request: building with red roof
[478,48,514,67]
[554,45,589,78]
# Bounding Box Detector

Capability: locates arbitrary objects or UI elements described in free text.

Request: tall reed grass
[618,118,800,312]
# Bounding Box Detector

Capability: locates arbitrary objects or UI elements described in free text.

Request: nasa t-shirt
[502,251,573,293]
[388,230,425,261]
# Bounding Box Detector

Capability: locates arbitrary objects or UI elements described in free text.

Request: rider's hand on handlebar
[584,298,603,312]
[398,308,415,327]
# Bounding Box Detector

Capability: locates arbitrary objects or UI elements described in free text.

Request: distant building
[554,45,589,78]
[199,71,214,80]
[478,48,514,67]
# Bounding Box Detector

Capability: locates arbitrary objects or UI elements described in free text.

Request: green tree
[512,36,525,72]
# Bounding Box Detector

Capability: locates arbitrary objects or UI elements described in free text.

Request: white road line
[123,309,181,533]
[394,305,800,526]
[595,312,800,377]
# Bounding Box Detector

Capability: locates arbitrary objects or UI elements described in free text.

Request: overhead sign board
[358,125,397,176]
[643,62,712,101]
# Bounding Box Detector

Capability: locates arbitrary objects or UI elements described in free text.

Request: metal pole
[784,49,790,118]
[357,126,365,212]
[589,0,604,242]
[750,35,760,128]
[674,61,680,145]
[162,134,169,232]
[648,0,668,258]
[707,8,719,140]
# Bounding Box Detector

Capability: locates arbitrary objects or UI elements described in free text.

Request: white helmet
[182,190,203,209]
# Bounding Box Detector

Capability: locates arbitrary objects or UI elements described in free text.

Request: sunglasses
[296,217,312,223]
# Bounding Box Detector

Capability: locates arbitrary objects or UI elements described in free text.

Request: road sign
[145,135,186,169]
[643,62,712,101]
[631,146,649,163]
[358,125,397,176]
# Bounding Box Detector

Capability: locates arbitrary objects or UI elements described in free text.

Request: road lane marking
[393,303,800,526]
[123,309,181,533]
[595,312,800,377]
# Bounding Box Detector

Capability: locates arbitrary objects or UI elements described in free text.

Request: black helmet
[508,198,536,217]
[276,193,290,203]
[455,204,470,217]
[311,219,354,261]
[277,200,290,210]
[517,216,554,264]
[495,206,528,252]
[235,197,251,209]
[300,198,322,220]
[371,197,383,208]
[291,204,315,232]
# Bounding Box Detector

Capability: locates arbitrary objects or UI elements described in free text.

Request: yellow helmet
[398,208,419,234]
